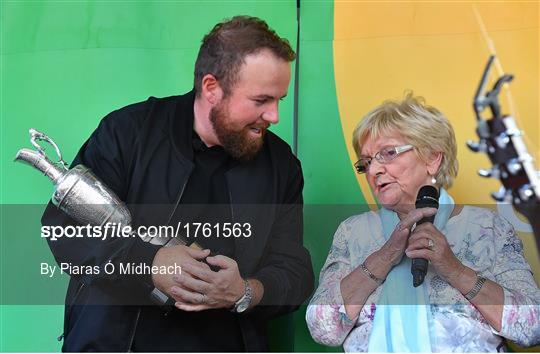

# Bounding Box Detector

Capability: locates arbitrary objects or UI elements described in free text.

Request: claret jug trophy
[15,128,191,305]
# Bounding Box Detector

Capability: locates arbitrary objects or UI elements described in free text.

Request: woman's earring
[431,176,437,184]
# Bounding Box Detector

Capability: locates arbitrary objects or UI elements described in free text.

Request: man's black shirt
[133,133,244,352]
[177,132,235,257]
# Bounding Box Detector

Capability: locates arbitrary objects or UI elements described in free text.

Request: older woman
[306,93,540,352]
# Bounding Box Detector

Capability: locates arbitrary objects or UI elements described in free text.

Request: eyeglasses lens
[355,159,370,174]
[378,148,397,163]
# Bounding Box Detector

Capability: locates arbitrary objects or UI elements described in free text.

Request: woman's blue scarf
[367,188,454,352]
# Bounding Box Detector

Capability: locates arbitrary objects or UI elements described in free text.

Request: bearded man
[41,16,314,352]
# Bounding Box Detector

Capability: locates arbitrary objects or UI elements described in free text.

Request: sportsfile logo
[41,223,134,241]
[41,222,253,241]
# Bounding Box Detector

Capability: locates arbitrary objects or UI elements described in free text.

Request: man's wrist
[231,279,252,313]
[232,277,246,303]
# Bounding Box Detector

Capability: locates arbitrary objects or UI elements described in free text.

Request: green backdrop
[1,1,366,351]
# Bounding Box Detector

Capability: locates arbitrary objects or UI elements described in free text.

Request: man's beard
[209,101,267,161]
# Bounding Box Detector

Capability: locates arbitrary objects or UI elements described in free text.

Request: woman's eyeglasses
[354,144,414,174]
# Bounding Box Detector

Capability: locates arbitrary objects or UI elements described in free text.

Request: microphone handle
[417,215,435,226]
[411,214,435,287]
[411,258,428,287]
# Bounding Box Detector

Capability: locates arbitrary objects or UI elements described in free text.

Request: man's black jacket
[41,91,314,351]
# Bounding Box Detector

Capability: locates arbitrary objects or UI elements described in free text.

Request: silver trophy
[15,128,134,229]
[14,128,194,305]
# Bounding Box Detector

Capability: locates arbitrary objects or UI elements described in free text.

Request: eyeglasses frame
[354,144,414,174]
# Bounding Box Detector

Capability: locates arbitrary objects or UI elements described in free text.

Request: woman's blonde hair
[352,92,458,188]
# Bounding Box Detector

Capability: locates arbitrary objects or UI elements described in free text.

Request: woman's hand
[405,222,506,332]
[379,208,438,266]
[340,207,437,320]
[405,222,465,283]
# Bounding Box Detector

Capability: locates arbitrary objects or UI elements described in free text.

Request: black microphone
[411,185,439,287]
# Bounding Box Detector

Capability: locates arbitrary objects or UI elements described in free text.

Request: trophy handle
[29,128,69,171]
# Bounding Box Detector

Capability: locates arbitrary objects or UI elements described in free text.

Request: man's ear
[426,151,443,176]
[200,74,223,105]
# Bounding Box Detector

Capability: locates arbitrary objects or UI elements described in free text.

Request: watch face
[236,298,250,313]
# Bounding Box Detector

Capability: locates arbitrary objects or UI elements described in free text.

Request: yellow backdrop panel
[333,0,540,312]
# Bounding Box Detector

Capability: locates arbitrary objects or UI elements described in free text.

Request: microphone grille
[416,185,439,208]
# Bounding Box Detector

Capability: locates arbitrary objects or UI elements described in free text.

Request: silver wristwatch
[464,274,486,301]
[232,279,252,313]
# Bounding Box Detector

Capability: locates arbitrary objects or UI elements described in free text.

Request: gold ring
[428,238,434,250]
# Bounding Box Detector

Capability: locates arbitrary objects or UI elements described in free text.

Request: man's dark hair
[194,16,296,97]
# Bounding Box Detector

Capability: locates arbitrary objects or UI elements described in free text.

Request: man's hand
[170,255,246,312]
[151,245,210,297]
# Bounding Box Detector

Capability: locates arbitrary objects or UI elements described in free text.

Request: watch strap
[232,279,252,313]
[464,274,486,301]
